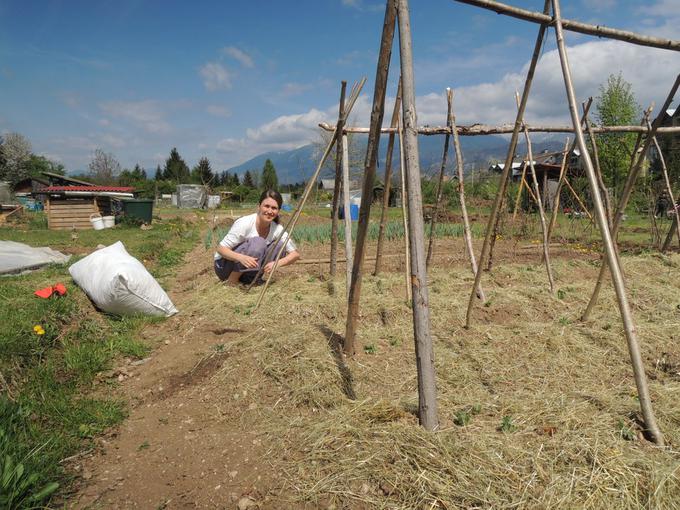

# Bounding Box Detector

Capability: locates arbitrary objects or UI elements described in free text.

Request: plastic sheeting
[0,240,72,275]
[177,184,207,209]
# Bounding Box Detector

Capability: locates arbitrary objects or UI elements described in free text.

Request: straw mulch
[183,249,680,509]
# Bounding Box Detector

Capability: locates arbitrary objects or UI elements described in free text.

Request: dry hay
[180,248,680,509]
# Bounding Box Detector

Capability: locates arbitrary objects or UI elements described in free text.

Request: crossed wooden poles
[251,0,680,441]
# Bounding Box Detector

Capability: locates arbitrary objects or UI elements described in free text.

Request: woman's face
[258,197,280,224]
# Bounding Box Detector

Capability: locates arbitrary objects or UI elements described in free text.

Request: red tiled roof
[42,186,134,192]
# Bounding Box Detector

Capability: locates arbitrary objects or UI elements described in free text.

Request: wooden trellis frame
[257,0,680,437]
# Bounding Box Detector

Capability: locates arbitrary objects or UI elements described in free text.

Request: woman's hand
[263,261,276,274]
[239,254,259,269]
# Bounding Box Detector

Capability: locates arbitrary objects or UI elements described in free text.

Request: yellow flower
[33,325,45,335]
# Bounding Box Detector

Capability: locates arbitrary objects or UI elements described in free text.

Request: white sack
[69,241,178,317]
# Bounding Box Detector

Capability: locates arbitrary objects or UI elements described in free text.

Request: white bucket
[90,214,105,230]
[102,215,115,228]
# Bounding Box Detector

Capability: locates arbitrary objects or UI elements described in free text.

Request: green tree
[154,164,163,181]
[191,157,214,184]
[261,158,278,190]
[131,164,146,181]
[594,73,640,197]
[25,154,65,177]
[163,148,190,183]
[243,170,256,188]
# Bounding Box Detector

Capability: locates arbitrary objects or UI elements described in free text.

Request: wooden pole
[398,113,412,303]
[661,213,679,252]
[465,0,550,328]
[453,0,680,52]
[562,177,593,221]
[329,81,347,278]
[451,90,486,302]
[551,0,664,445]
[512,162,529,221]
[516,92,555,294]
[374,79,403,276]
[650,124,680,250]
[546,138,570,244]
[318,122,680,136]
[582,76,680,321]
[397,0,439,431]
[583,101,613,228]
[342,134,353,295]
[344,0,397,356]
[426,88,453,267]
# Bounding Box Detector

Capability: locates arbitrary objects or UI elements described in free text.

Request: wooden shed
[40,186,134,230]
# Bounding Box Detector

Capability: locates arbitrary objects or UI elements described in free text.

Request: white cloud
[222,46,254,68]
[281,82,315,97]
[206,105,231,118]
[99,100,171,134]
[200,62,233,91]
[98,118,110,127]
[340,0,383,12]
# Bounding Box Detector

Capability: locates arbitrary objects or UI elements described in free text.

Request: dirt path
[73,244,281,509]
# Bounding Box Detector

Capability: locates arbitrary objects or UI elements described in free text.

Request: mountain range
[225,133,565,185]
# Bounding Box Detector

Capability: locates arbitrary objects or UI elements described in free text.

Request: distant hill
[225,134,565,185]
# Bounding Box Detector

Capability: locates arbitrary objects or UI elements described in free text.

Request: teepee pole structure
[375,80,403,276]
[464,0,551,328]
[546,138,570,244]
[398,113,412,303]
[551,0,664,445]
[342,133,354,295]
[649,123,680,251]
[344,0,397,356]
[397,0,438,430]
[516,92,555,294]
[582,76,680,321]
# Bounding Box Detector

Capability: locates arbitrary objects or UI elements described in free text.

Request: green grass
[0,213,199,507]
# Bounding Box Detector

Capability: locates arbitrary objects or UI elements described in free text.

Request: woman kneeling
[214,190,299,284]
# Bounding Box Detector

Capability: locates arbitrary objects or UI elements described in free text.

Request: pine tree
[154,165,163,181]
[243,170,255,188]
[261,158,278,190]
[191,157,214,184]
[163,148,190,183]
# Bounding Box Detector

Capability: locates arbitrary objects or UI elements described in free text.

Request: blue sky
[1,0,679,174]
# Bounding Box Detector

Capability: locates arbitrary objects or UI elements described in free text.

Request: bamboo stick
[546,138,570,244]
[374,79,403,276]
[453,0,680,51]
[329,81,347,278]
[398,113,412,303]
[397,0,439,431]
[551,0,664,446]
[661,213,679,252]
[345,0,397,356]
[426,88,453,267]
[512,162,529,220]
[450,90,486,302]
[583,101,612,228]
[465,0,550,328]
[650,124,680,250]
[582,76,680,321]
[318,122,680,136]
[516,91,555,294]
[342,134,353,296]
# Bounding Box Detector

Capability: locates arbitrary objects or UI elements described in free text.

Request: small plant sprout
[499,416,517,433]
[363,344,377,354]
[454,411,471,426]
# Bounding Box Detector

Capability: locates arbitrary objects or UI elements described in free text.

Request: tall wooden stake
[450,90,485,302]
[344,0,397,356]
[426,88,453,267]
[342,134,353,295]
[374,80,403,276]
[582,76,680,321]
[517,92,555,293]
[465,0,550,328]
[583,100,613,228]
[512,161,529,221]
[398,114,412,302]
[546,138,570,244]
[397,0,438,431]
[330,82,348,278]
[552,0,663,445]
